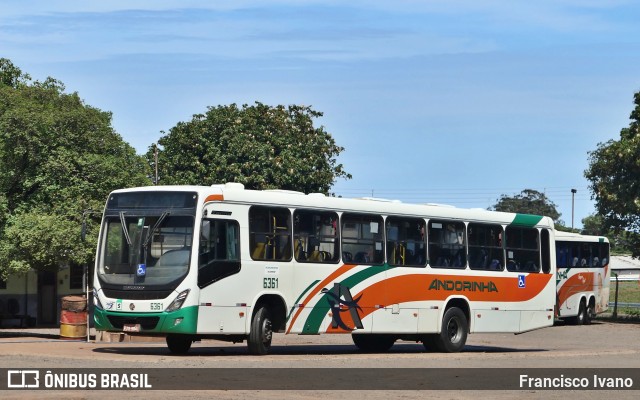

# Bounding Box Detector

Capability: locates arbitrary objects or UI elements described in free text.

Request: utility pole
[571,188,577,230]
[154,144,159,185]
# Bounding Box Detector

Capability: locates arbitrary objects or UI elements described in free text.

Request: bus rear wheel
[434,307,468,353]
[586,301,596,323]
[248,306,273,355]
[352,334,396,352]
[166,334,193,354]
[571,300,588,325]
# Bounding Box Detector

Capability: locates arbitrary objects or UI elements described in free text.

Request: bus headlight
[166,289,190,312]
[93,288,103,310]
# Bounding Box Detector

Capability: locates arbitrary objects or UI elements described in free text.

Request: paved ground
[0,319,638,399]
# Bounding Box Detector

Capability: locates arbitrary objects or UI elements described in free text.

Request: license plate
[123,324,141,333]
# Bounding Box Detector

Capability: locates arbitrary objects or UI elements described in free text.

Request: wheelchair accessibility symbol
[137,264,146,277]
[518,274,526,288]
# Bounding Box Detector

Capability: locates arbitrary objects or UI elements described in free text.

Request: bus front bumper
[93,305,198,335]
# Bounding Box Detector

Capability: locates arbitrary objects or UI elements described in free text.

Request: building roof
[610,255,640,272]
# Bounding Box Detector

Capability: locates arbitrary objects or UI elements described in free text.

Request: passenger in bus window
[446,224,458,244]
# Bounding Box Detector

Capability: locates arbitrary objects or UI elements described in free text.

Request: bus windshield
[98,214,194,287]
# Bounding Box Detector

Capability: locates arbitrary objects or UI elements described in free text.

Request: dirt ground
[0,319,639,399]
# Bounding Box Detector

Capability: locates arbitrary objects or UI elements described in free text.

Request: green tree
[581,214,631,254]
[585,91,640,257]
[581,214,606,236]
[0,58,151,279]
[149,102,351,193]
[490,189,562,223]
[0,58,30,88]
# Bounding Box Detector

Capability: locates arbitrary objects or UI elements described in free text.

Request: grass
[608,280,640,317]
[609,280,640,304]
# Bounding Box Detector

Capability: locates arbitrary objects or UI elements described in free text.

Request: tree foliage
[580,214,606,236]
[581,214,632,254]
[149,102,351,193]
[585,90,640,257]
[0,58,151,278]
[490,189,562,223]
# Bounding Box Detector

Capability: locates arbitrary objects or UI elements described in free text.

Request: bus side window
[505,227,539,273]
[249,206,292,261]
[556,241,569,268]
[428,220,466,269]
[293,209,340,264]
[386,217,426,267]
[468,223,503,271]
[541,229,551,274]
[341,213,384,265]
[600,242,609,267]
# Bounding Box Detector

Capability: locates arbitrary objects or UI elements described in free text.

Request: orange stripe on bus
[204,194,224,202]
[325,273,553,334]
[557,272,594,309]
[286,263,358,334]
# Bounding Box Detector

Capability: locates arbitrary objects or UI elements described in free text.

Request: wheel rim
[447,316,462,344]
[261,318,273,344]
[578,305,585,322]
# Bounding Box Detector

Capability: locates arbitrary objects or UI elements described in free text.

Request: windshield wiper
[119,211,132,246]
[144,211,170,248]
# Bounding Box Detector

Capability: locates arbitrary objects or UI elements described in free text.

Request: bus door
[196,204,245,334]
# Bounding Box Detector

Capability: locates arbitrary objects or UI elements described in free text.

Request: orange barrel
[61,309,87,324]
[60,295,87,339]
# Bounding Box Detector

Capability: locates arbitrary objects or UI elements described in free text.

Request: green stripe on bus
[287,279,321,322]
[301,265,388,334]
[93,305,198,334]
[511,214,544,227]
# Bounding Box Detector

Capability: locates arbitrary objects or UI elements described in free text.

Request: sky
[2,0,640,229]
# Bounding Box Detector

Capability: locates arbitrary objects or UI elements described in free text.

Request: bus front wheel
[248,306,273,355]
[435,307,468,353]
[166,334,193,354]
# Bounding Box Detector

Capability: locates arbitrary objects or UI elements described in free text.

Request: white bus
[555,231,610,324]
[93,183,556,354]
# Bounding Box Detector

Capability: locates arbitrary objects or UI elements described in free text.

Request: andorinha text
[428,279,498,292]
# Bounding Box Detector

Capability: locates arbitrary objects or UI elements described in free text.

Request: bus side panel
[472,309,520,333]
[417,305,440,334]
[372,303,419,334]
[595,266,610,314]
[520,309,553,331]
[557,269,594,318]
[196,277,250,334]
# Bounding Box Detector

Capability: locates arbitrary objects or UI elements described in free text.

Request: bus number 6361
[263,277,278,289]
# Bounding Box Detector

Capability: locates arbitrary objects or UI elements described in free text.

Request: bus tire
[586,299,595,324]
[352,334,395,352]
[248,306,273,355]
[435,307,468,353]
[575,300,587,325]
[166,334,192,354]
